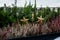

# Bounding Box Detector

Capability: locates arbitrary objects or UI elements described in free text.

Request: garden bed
[0,15,60,40]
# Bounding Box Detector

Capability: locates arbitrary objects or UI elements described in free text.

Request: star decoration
[37,16,44,23]
[20,17,29,24]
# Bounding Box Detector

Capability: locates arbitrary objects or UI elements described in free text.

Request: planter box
[7,32,60,40]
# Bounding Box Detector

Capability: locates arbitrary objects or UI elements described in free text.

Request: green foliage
[0,7,17,27]
[57,8,60,15]
[0,1,60,27]
[22,2,33,23]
